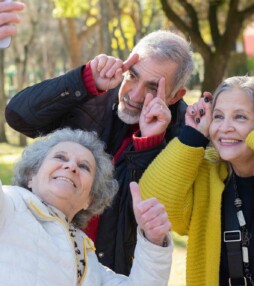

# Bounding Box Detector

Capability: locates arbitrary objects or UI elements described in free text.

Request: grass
[168,233,187,286]
[0,142,23,184]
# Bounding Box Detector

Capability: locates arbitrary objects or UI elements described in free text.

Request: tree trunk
[159,0,254,95]
[66,19,82,68]
[0,50,7,142]
[202,53,229,94]
[18,133,27,147]
[99,0,112,54]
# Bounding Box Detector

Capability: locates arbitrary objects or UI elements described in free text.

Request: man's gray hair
[132,30,194,97]
[13,128,118,228]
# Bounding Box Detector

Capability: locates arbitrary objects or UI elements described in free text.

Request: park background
[1,1,254,285]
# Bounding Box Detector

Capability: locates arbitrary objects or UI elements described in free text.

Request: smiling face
[209,88,254,171]
[117,57,180,124]
[28,141,96,221]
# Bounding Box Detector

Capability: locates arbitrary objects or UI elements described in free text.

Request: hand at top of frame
[0,1,25,40]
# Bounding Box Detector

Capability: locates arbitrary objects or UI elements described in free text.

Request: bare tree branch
[160,0,211,59]
[241,3,254,18]
[208,1,221,46]
[180,0,200,32]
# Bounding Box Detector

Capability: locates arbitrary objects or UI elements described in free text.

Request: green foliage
[226,52,249,77]
[110,0,164,52]
[0,162,14,185]
[110,15,136,51]
[52,0,98,18]
[0,143,23,185]
[51,0,165,55]
[247,57,254,75]
[171,231,187,248]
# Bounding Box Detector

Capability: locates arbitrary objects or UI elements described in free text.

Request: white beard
[117,101,140,124]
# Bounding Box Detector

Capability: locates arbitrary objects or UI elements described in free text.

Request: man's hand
[90,53,139,91]
[130,181,171,246]
[139,77,172,137]
[185,91,213,137]
[0,1,25,40]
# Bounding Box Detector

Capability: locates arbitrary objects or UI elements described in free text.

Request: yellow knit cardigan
[139,131,254,286]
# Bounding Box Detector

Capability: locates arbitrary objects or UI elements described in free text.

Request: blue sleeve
[179,125,209,148]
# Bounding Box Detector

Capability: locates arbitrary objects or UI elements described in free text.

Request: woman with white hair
[0,128,173,286]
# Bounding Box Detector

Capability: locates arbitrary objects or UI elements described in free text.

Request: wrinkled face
[118,57,179,124]
[209,88,254,167]
[28,142,96,220]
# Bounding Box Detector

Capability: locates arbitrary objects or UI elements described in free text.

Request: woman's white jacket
[0,185,173,286]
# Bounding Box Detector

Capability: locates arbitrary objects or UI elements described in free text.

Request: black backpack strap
[224,178,246,286]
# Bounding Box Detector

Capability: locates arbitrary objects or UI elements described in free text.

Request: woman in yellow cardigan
[139,76,254,286]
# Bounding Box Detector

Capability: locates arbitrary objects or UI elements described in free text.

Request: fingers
[130,181,162,216]
[143,78,167,118]
[145,101,171,124]
[156,77,166,102]
[188,94,212,121]
[142,92,153,114]
[122,53,139,72]
[130,182,171,246]
[143,94,171,123]
[90,54,126,90]
[96,54,123,78]
[144,215,171,238]
[139,76,171,137]
[138,197,171,246]
[0,1,25,40]
[0,22,16,38]
[140,93,171,137]
[130,187,165,226]
[139,200,167,226]
[0,1,25,13]
[203,91,213,101]
[0,12,20,26]
[92,52,139,79]
[185,94,213,136]
[188,101,205,124]
[130,181,142,207]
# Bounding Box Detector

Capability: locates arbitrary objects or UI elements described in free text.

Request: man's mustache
[123,94,143,109]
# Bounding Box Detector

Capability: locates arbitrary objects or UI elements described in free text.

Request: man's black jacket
[5,66,187,275]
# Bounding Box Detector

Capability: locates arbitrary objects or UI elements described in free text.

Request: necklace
[233,173,254,285]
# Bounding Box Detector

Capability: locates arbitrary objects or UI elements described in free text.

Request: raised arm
[0,181,13,230]
[5,66,91,137]
[98,182,173,286]
[5,53,139,138]
[139,94,213,234]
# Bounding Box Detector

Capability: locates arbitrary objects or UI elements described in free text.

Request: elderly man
[5,30,194,275]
